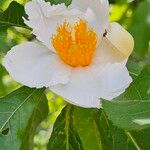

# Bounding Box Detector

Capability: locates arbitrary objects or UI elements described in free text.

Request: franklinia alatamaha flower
[3,0,134,108]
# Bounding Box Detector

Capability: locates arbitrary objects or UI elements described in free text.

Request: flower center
[51,19,97,67]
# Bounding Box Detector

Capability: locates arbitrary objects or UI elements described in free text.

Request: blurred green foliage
[0,0,149,149]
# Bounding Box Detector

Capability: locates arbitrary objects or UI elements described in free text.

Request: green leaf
[74,107,102,150]
[127,60,143,79]
[96,110,150,150]
[0,86,49,150]
[48,105,83,150]
[0,1,28,31]
[48,104,150,150]
[129,0,150,57]
[47,0,72,6]
[48,106,103,150]
[0,62,8,96]
[75,107,147,150]
[74,107,150,150]
[102,65,150,130]
[0,31,16,55]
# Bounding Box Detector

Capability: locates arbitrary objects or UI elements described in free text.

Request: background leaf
[0,1,28,31]
[0,86,49,150]
[129,0,150,57]
[46,0,72,6]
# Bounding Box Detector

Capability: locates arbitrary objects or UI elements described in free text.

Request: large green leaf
[0,1,28,31]
[48,105,83,150]
[102,65,150,130]
[48,106,103,150]
[129,0,150,57]
[0,86,49,150]
[96,110,150,150]
[77,108,149,150]
[74,108,131,150]
[76,108,150,150]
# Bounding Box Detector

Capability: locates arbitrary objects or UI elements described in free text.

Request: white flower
[3,0,134,108]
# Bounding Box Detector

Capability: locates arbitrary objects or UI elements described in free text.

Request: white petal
[3,42,71,88]
[71,0,110,34]
[50,62,132,108]
[105,22,134,58]
[24,0,84,51]
[24,0,65,51]
[93,38,128,65]
[93,23,134,65]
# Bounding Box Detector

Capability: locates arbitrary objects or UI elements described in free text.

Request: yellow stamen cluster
[51,19,97,67]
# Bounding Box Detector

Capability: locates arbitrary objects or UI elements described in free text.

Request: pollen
[51,19,97,67]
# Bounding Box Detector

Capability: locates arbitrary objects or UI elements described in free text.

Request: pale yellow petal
[105,22,134,58]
